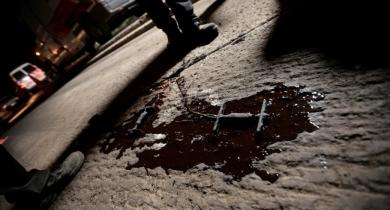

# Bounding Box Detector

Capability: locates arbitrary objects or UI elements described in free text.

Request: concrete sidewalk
[3,0,390,208]
[3,0,220,171]
[50,0,390,208]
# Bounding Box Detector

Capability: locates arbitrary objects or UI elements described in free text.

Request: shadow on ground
[58,0,226,159]
[264,0,390,67]
[72,47,191,155]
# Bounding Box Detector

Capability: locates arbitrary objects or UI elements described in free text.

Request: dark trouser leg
[167,0,218,46]
[166,0,199,33]
[0,146,30,191]
[137,0,181,39]
[0,146,49,203]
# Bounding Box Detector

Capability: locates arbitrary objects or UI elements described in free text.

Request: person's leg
[0,146,84,209]
[0,146,31,191]
[0,146,49,203]
[165,0,198,33]
[137,0,182,42]
[166,0,219,45]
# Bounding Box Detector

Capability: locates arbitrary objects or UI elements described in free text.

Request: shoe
[45,151,85,192]
[12,152,84,210]
[38,192,57,210]
[167,34,188,50]
[164,27,183,46]
[184,22,219,46]
[37,151,84,209]
[166,30,192,52]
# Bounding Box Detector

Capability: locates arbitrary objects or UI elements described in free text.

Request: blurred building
[18,0,93,68]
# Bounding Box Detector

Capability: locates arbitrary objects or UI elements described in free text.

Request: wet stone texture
[50,0,390,209]
[99,84,324,182]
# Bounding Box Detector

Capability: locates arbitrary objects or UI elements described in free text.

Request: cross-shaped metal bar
[127,106,154,137]
[212,99,268,136]
[256,99,268,135]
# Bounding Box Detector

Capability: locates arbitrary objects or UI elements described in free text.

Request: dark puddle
[99,84,325,183]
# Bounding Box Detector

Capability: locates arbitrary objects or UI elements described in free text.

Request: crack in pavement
[166,14,279,80]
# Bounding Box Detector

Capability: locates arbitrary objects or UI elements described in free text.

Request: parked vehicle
[1,96,24,112]
[0,96,25,126]
[20,63,49,83]
[9,63,50,95]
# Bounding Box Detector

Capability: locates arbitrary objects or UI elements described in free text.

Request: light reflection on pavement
[8,91,45,124]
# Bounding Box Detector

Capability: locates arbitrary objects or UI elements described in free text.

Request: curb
[87,0,213,66]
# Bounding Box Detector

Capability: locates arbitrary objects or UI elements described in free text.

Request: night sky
[1,1,38,97]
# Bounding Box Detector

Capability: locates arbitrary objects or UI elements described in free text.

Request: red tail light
[30,69,46,81]
[0,136,8,144]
